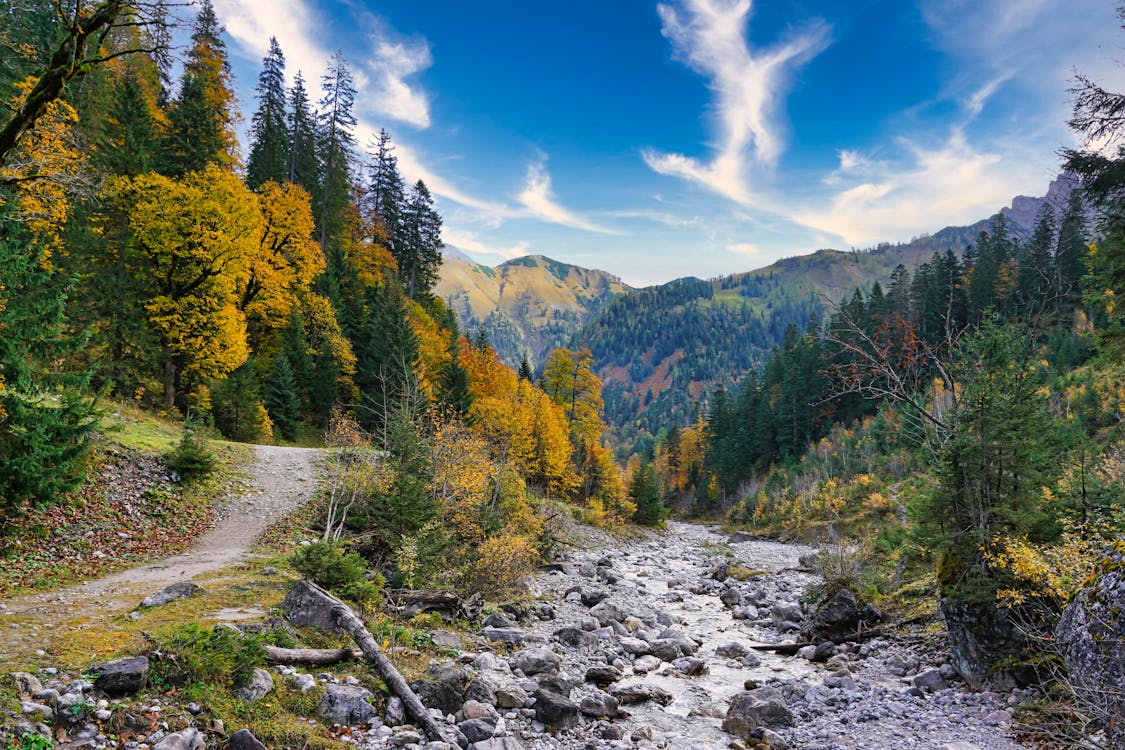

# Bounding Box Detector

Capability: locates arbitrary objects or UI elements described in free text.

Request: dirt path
[0,445,321,665]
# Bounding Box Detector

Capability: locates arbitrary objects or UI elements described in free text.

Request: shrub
[290,541,382,605]
[164,427,216,480]
[149,624,292,689]
[471,534,539,596]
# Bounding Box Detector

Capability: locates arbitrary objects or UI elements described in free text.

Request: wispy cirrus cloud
[642,0,830,205]
[516,160,623,235]
[441,228,530,261]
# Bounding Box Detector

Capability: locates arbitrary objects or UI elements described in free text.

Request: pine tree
[246,37,289,190]
[518,354,533,381]
[1055,190,1088,305]
[161,0,237,176]
[368,128,404,253]
[0,212,98,521]
[287,71,319,196]
[264,353,301,440]
[353,281,420,432]
[629,461,667,527]
[400,179,444,300]
[1018,204,1056,314]
[316,51,357,257]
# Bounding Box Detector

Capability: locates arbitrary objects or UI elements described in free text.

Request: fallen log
[749,614,933,655]
[291,581,463,747]
[384,588,483,621]
[263,645,361,665]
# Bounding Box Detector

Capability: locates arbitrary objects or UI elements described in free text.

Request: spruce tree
[264,353,301,440]
[246,37,290,190]
[162,0,237,176]
[629,461,667,527]
[287,72,319,196]
[1018,204,1056,314]
[316,51,357,257]
[0,213,98,521]
[518,354,534,381]
[1055,190,1088,304]
[353,281,420,431]
[212,362,272,442]
[400,179,444,300]
[439,330,473,419]
[368,128,405,258]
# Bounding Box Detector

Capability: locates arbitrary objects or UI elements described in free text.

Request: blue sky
[212,0,1125,286]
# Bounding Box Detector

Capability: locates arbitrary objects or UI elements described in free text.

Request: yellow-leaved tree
[241,180,324,348]
[102,165,261,407]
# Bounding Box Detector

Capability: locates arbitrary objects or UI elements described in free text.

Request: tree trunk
[263,645,361,665]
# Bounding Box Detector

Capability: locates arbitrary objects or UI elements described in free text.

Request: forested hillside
[436,252,631,367]
[0,0,633,599]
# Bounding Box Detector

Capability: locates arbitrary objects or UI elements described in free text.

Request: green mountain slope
[436,252,632,366]
[437,178,1075,454]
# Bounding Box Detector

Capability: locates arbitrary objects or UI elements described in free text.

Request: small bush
[290,541,382,605]
[150,623,291,689]
[164,428,216,480]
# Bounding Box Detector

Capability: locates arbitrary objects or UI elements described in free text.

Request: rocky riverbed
[5,521,1033,750]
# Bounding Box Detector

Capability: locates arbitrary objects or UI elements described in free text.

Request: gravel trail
[0,445,321,665]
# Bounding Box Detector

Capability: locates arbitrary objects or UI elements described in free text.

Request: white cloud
[794,129,1043,247]
[361,37,432,129]
[517,161,623,235]
[442,228,530,261]
[216,0,432,128]
[727,242,759,255]
[643,0,830,204]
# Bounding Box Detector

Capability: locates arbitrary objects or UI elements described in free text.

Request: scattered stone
[319,684,377,726]
[722,687,795,740]
[608,683,674,706]
[235,668,274,702]
[228,729,267,750]
[532,689,578,729]
[479,627,527,645]
[150,728,205,750]
[139,582,203,609]
[584,665,622,688]
[92,656,148,697]
[281,581,343,633]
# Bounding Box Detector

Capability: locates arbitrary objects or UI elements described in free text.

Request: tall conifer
[246,37,289,189]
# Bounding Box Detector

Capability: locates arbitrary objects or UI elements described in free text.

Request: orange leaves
[1,77,83,260]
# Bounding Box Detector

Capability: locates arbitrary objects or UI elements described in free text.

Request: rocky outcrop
[1057,543,1125,749]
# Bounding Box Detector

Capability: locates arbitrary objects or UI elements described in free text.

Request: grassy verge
[0,409,250,596]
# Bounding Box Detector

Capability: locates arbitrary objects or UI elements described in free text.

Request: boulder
[532,688,578,729]
[469,739,526,750]
[721,687,794,739]
[608,682,674,706]
[589,599,626,626]
[479,627,527,645]
[457,717,497,743]
[715,642,750,659]
[229,729,268,750]
[235,668,274,702]
[10,672,43,697]
[1057,544,1125,748]
[282,580,343,633]
[584,665,622,688]
[410,665,470,714]
[151,728,205,750]
[510,648,560,676]
[493,683,528,709]
[801,589,860,642]
[319,684,378,726]
[913,669,947,693]
[92,656,148,697]
[139,582,203,609]
[553,626,597,648]
[728,531,757,543]
[578,689,619,718]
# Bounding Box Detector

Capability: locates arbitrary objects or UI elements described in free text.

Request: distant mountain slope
[436,254,631,367]
[437,177,1075,454]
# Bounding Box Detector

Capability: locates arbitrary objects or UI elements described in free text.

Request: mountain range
[437,176,1077,453]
